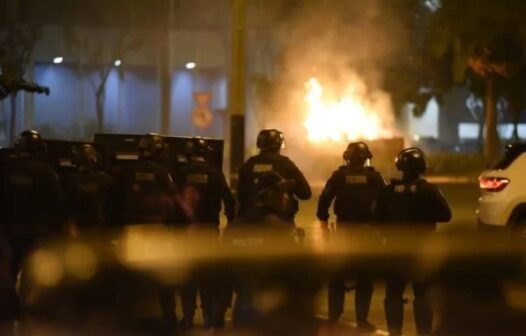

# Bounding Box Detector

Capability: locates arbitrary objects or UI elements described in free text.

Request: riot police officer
[375,147,451,336]
[317,141,384,332]
[112,133,173,225]
[169,137,234,329]
[0,130,62,295]
[237,129,311,224]
[62,144,113,235]
[173,137,234,226]
[230,129,311,327]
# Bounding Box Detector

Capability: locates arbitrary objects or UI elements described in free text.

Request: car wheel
[513,214,526,240]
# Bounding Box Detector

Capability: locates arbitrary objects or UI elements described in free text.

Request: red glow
[479,177,510,192]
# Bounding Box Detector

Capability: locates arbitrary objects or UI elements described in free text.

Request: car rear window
[489,143,526,169]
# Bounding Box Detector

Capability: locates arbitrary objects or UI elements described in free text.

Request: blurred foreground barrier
[17,225,526,335]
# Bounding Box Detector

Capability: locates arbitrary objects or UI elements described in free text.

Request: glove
[320,220,330,241]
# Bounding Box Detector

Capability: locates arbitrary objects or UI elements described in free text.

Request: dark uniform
[231,129,311,327]
[173,157,234,226]
[168,137,234,329]
[237,129,311,224]
[112,134,173,226]
[317,142,384,331]
[0,130,62,319]
[62,145,113,233]
[375,147,451,336]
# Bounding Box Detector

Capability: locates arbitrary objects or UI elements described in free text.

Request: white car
[477,143,526,230]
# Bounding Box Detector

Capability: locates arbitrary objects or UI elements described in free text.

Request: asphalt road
[192,182,493,336]
[153,182,524,335]
[21,182,526,336]
[294,182,481,335]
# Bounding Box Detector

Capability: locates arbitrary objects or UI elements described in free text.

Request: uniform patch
[394,184,418,194]
[9,174,32,187]
[187,174,208,184]
[394,185,406,193]
[253,164,273,173]
[134,172,155,182]
[345,175,367,184]
[78,182,98,193]
[59,158,75,167]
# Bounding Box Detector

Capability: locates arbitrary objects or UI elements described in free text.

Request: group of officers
[0,128,451,336]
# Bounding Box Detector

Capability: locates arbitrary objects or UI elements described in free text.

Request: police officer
[174,137,234,227]
[230,129,311,327]
[0,130,62,300]
[237,129,311,224]
[375,147,451,336]
[112,133,173,226]
[62,144,113,235]
[171,137,234,329]
[317,141,384,332]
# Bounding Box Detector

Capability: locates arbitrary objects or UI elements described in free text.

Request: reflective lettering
[253,164,273,173]
[187,174,208,184]
[346,175,367,184]
[135,172,155,182]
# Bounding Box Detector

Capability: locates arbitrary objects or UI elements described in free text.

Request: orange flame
[304,77,393,143]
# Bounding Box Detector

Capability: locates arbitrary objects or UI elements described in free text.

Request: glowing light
[304,77,393,143]
[53,57,63,64]
[185,62,196,70]
[31,249,63,287]
[114,59,122,67]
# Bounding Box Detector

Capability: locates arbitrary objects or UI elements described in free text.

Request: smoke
[248,0,411,184]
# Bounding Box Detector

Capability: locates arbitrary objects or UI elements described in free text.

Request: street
[295,182,526,335]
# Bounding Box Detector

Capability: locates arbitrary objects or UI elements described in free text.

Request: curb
[426,176,478,184]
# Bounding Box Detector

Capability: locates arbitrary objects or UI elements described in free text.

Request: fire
[304,77,393,143]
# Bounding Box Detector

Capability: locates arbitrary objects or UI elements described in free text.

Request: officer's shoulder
[387,178,403,187]
[417,178,440,191]
[279,154,297,165]
[244,155,259,164]
[335,165,348,174]
[272,152,289,160]
[365,166,379,173]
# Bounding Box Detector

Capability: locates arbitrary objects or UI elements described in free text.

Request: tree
[64,27,140,132]
[467,34,524,158]
[59,0,149,133]
[0,24,40,144]
[420,0,526,159]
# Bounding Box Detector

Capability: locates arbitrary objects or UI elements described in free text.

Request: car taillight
[479,177,510,192]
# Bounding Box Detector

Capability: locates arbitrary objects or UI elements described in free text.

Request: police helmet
[72,144,100,169]
[395,147,427,173]
[139,133,165,159]
[256,129,284,151]
[186,137,212,156]
[343,142,372,165]
[17,129,44,154]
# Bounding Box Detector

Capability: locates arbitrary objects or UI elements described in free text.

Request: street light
[114,59,122,67]
[185,62,196,70]
[53,57,63,64]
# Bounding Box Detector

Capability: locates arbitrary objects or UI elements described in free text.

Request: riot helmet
[256,129,284,152]
[395,147,427,174]
[139,133,165,161]
[17,129,45,155]
[186,137,212,156]
[72,144,100,170]
[343,141,372,166]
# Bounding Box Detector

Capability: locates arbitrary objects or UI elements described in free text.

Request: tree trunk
[95,88,105,132]
[484,78,500,160]
[9,93,17,145]
[508,96,521,141]
[478,118,484,153]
